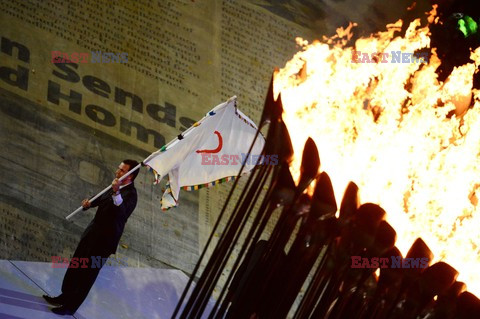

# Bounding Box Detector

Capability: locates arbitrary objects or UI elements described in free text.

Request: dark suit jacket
[81,183,138,255]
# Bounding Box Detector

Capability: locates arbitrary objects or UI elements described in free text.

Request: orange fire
[274,7,480,296]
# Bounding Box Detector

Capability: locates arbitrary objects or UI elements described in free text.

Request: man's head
[116,159,140,184]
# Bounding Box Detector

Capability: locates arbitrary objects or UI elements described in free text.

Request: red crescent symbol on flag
[196,131,223,153]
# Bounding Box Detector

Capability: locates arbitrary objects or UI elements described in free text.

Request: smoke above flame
[274,7,480,296]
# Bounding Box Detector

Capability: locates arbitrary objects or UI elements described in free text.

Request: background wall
[0,0,417,276]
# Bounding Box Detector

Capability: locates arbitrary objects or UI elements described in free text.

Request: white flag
[143,97,267,210]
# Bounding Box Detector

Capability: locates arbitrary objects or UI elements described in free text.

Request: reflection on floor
[0,259,211,319]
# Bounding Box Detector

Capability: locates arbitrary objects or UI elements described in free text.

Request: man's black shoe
[42,294,64,306]
[51,305,75,316]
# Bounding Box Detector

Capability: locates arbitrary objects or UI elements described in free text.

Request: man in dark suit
[43,159,139,315]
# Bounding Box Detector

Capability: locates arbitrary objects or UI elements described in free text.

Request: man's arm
[111,178,137,218]
[110,188,137,226]
[111,178,123,206]
[81,196,103,210]
[83,177,123,210]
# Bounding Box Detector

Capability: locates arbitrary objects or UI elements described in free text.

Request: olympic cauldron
[171,77,480,319]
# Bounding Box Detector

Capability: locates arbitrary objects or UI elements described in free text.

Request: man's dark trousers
[59,234,110,312]
[58,183,137,312]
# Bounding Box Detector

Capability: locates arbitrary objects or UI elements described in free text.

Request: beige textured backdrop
[0,0,413,276]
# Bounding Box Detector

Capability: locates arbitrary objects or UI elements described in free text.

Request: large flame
[274,7,480,296]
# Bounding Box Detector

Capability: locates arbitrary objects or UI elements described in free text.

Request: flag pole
[65,96,238,221]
